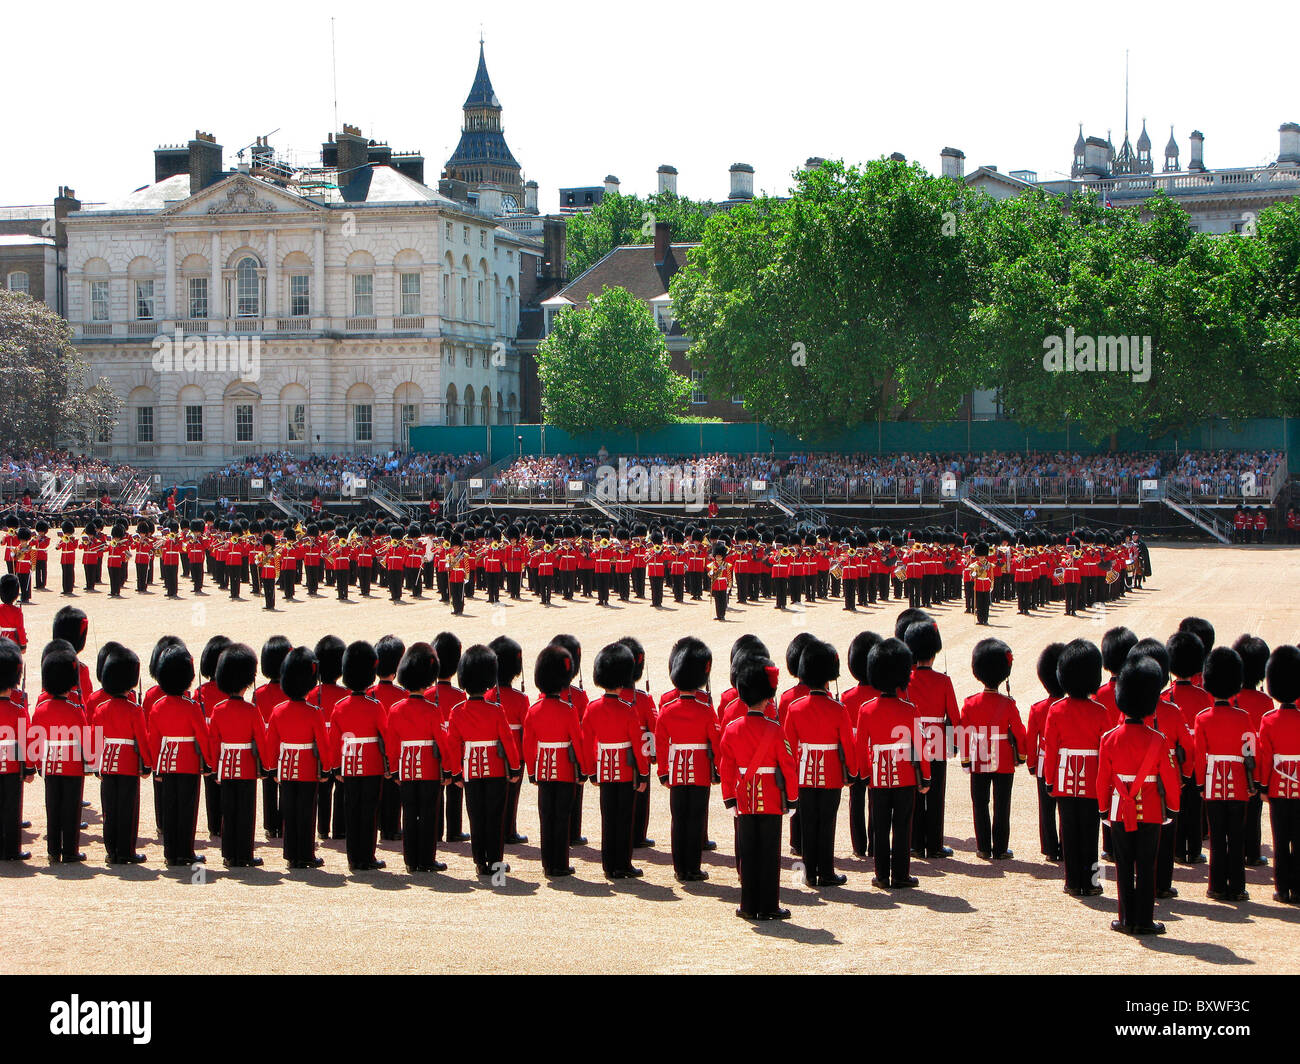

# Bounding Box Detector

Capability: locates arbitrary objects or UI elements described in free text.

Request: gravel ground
[3,544,1297,974]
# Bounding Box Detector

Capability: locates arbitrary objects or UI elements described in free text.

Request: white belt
[1117,774,1158,783]
[1205,754,1244,789]
[281,743,313,750]
[1273,756,1300,784]
[509,724,523,732]
[463,740,497,775]
[799,742,840,786]
[1056,747,1098,791]
[0,738,16,750]
[738,766,775,775]
[220,742,252,751]
[342,736,378,746]
[599,742,632,750]
[596,741,633,782]
[47,740,76,746]
[669,743,707,753]
[537,741,570,750]
[401,740,434,749]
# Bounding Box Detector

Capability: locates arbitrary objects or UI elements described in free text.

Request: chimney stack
[802,156,826,174]
[1082,136,1111,178]
[604,174,621,196]
[939,147,966,180]
[154,143,190,184]
[188,131,223,194]
[728,162,754,200]
[524,180,539,214]
[657,164,678,195]
[542,216,568,284]
[334,124,370,181]
[391,152,426,185]
[52,187,80,245]
[477,182,503,216]
[1188,130,1206,172]
[1279,122,1300,165]
[653,221,671,266]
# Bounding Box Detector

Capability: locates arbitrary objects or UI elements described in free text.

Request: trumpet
[599,537,610,548]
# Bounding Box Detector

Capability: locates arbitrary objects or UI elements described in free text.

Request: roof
[552,242,700,306]
[464,43,500,109]
[0,234,54,247]
[445,129,520,171]
[97,174,192,212]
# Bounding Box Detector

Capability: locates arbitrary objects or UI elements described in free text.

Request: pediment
[161,175,325,218]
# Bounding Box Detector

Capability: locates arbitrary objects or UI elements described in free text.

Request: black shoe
[852,850,867,859]
[5,851,32,861]
[1082,885,1104,896]
[910,848,925,858]
[354,860,385,871]
[1207,889,1227,901]
[448,832,470,843]
[757,908,792,920]
[1274,891,1290,903]
[1110,920,1135,935]
[188,854,206,864]
[702,840,717,851]
[976,850,993,860]
[675,870,709,882]
[1231,890,1251,902]
[505,833,528,845]
[1156,887,1179,899]
[817,873,847,887]
[1247,857,1269,867]
[545,866,576,877]
[623,866,644,878]
[928,847,954,859]
[429,861,448,872]
[21,820,30,829]
[893,876,919,888]
[570,836,588,846]
[634,838,655,848]
[870,876,890,888]
[1134,922,1167,936]
[79,822,88,830]
[1063,885,1082,896]
[81,800,90,808]
[1101,851,1114,863]
[736,908,758,919]
[993,850,1014,861]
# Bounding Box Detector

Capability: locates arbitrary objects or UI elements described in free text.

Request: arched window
[464,389,476,426]
[235,257,260,317]
[481,386,492,425]
[445,383,458,426]
[6,271,29,294]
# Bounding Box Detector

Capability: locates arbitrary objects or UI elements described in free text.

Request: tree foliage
[536,285,691,433]
[0,290,121,449]
[566,191,719,277]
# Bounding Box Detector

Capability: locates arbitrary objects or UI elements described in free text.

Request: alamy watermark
[594,458,709,511]
[151,329,261,382]
[1042,328,1151,383]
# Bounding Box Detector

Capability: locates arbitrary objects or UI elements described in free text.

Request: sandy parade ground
[2,543,1298,975]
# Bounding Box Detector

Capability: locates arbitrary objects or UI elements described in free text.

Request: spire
[1165,125,1179,155]
[1136,119,1150,151]
[464,40,500,109]
[1074,123,1086,154]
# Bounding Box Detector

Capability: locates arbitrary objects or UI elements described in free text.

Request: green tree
[536,285,690,432]
[566,191,718,276]
[671,158,986,437]
[0,290,121,449]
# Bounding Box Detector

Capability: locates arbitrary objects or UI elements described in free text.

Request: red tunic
[146,694,211,775]
[0,691,30,774]
[253,681,287,725]
[91,694,154,776]
[1097,720,1183,827]
[266,698,331,781]
[383,693,450,782]
[908,666,959,763]
[207,695,270,781]
[328,693,389,776]
[32,697,89,776]
[523,695,591,783]
[1193,702,1254,801]
[783,690,859,789]
[1165,680,1213,736]
[1257,704,1300,800]
[446,696,521,781]
[489,684,529,751]
[1042,696,1110,799]
[581,693,649,784]
[958,691,1028,773]
[854,695,930,789]
[1234,688,1274,737]
[654,691,720,787]
[719,710,799,814]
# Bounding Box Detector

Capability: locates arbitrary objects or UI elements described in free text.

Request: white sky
[6,0,1298,208]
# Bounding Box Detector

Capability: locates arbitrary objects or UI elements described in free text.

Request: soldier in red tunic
[1096,656,1182,935]
[207,643,268,868]
[1232,635,1273,868]
[195,635,232,839]
[654,637,718,882]
[146,644,211,868]
[371,635,406,842]
[488,635,529,846]
[843,631,882,859]
[430,632,468,843]
[312,635,347,841]
[617,635,657,850]
[1043,639,1108,897]
[33,643,91,862]
[1165,631,1212,865]
[329,641,388,872]
[266,647,330,870]
[784,639,858,887]
[1195,646,1255,902]
[1257,645,1300,903]
[0,639,32,861]
[1026,643,1065,863]
[254,636,291,840]
[720,656,799,919]
[582,642,650,879]
[446,644,522,878]
[91,645,153,865]
[903,620,958,860]
[959,638,1027,860]
[385,642,451,873]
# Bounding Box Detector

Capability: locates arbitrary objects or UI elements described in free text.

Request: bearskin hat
[668,636,712,692]
[1166,631,1205,681]
[903,620,942,664]
[893,608,932,642]
[260,635,292,683]
[1231,635,1270,690]
[1265,645,1300,706]
[735,655,780,709]
[0,638,23,692]
[200,635,232,680]
[535,645,575,697]
[972,638,1013,689]
[489,635,523,684]
[280,646,319,702]
[52,605,88,653]
[1202,646,1244,701]
[729,633,768,664]
[342,641,378,693]
[374,634,406,678]
[796,638,840,687]
[314,635,346,685]
[593,641,635,692]
[41,642,80,699]
[867,638,913,697]
[155,644,195,697]
[1056,639,1102,700]
[1128,638,1170,687]
[847,631,882,685]
[214,643,258,697]
[0,574,17,606]
[457,644,498,696]
[98,644,140,698]
[785,632,817,678]
[1116,656,1164,721]
[550,633,581,671]
[1178,617,1216,657]
[394,642,436,693]
[433,632,462,679]
[1101,627,1138,674]
[617,636,646,682]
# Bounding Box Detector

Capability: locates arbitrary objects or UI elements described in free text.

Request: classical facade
[68,105,544,473]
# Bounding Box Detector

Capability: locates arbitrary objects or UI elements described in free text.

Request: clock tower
[444,40,525,211]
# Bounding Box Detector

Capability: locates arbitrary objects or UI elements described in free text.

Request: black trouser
[191,562,204,594]
[569,779,584,843]
[450,582,464,615]
[388,568,403,602]
[203,774,222,835]
[400,779,441,870]
[343,775,382,868]
[153,776,165,846]
[317,776,345,838]
[1157,811,1177,893]
[670,572,684,602]
[538,574,552,604]
[262,776,281,837]
[135,562,149,593]
[281,780,317,865]
[737,813,781,915]
[538,780,575,874]
[262,577,275,610]
[161,563,179,597]
[974,589,991,625]
[971,772,1013,855]
[100,774,140,862]
[463,777,508,872]
[633,771,652,845]
[83,562,96,591]
[443,779,464,839]
[911,760,946,854]
[799,787,842,884]
[505,775,524,839]
[227,565,241,599]
[334,568,349,601]
[595,571,610,605]
[1057,796,1100,892]
[0,772,22,858]
[219,778,257,864]
[1176,781,1202,861]
[44,775,84,860]
[598,780,635,875]
[849,778,868,856]
[712,589,728,621]
[159,772,200,865]
[1036,776,1060,859]
[1245,793,1263,864]
[669,785,708,877]
[108,565,126,596]
[1112,821,1160,929]
[279,569,297,600]
[1269,798,1300,899]
[61,562,75,595]
[632,569,645,598]
[358,567,372,596]
[843,578,856,611]
[380,776,402,839]
[773,576,787,609]
[870,786,914,886]
[305,564,319,596]
[1205,799,1246,896]
[650,575,664,607]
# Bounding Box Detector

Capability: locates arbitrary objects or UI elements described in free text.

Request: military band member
[720,655,799,919]
[146,643,211,867]
[1165,631,1212,865]
[960,639,1026,859]
[1231,635,1273,868]
[207,643,267,868]
[1043,639,1108,897]
[430,632,469,843]
[1096,656,1182,935]
[617,635,657,849]
[58,521,78,596]
[371,635,407,842]
[195,635,232,838]
[488,635,530,846]
[1195,646,1254,902]
[312,635,348,840]
[904,620,957,859]
[447,644,522,877]
[254,636,292,839]
[524,645,591,877]
[33,643,91,863]
[330,641,388,872]
[785,639,857,887]
[1257,645,1300,903]
[266,647,329,870]
[655,637,719,882]
[843,631,882,859]
[1026,643,1066,862]
[0,639,32,861]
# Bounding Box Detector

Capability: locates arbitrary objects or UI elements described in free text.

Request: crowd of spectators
[210,451,485,497]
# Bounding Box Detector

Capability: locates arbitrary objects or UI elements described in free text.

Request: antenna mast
[331,18,340,134]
